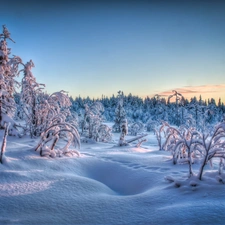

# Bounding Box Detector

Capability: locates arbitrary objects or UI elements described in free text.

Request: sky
[1,0,225,102]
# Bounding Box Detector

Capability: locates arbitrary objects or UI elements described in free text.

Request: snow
[1,131,225,225]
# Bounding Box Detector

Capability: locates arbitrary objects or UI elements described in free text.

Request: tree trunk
[31,100,37,137]
[0,98,2,126]
[51,136,59,150]
[0,123,9,164]
[187,148,193,177]
[0,85,2,126]
[198,154,208,180]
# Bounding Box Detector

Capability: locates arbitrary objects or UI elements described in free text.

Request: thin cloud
[153,84,225,101]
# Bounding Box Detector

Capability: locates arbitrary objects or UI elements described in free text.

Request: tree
[0,123,9,164]
[118,118,128,146]
[33,91,80,157]
[129,121,144,136]
[19,59,75,139]
[167,90,185,126]
[35,122,80,158]
[19,59,45,137]
[0,25,23,135]
[163,125,201,177]
[154,121,170,151]
[188,99,205,131]
[113,91,126,132]
[163,122,225,181]
[97,124,112,142]
[197,122,225,180]
[82,101,104,141]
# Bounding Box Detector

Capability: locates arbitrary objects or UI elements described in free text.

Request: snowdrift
[0,132,225,225]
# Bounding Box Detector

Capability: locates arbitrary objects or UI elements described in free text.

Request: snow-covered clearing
[1,131,225,225]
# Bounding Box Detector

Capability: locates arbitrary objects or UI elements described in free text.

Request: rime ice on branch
[0,25,22,135]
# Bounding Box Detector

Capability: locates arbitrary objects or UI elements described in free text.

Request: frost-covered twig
[136,139,147,148]
[154,121,170,150]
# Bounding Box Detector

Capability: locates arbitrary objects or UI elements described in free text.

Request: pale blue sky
[1,0,225,101]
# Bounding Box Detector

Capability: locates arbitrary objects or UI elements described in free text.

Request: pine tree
[113,91,126,132]
[82,101,104,140]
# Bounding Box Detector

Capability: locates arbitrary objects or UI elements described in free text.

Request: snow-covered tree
[154,121,170,151]
[97,124,112,142]
[35,122,80,158]
[19,58,74,139]
[146,119,159,133]
[0,123,9,164]
[0,25,22,135]
[32,90,81,158]
[118,118,128,146]
[113,91,126,132]
[0,25,81,159]
[187,97,205,130]
[196,122,225,180]
[204,98,218,125]
[70,91,225,132]
[82,101,104,141]
[163,125,202,177]
[167,90,185,126]
[129,121,144,136]
[19,60,45,137]
[162,121,225,180]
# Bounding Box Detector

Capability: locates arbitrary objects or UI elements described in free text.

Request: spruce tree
[113,91,126,132]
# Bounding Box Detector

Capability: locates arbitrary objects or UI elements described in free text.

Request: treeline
[70,92,225,129]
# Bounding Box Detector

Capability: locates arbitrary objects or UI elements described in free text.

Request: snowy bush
[163,121,225,181]
[129,121,144,136]
[154,121,170,151]
[146,119,159,133]
[196,122,225,180]
[81,102,109,142]
[97,124,113,142]
[35,122,80,158]
[163,125,202,177]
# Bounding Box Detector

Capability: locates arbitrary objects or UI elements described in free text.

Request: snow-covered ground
[1,131,225,225]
